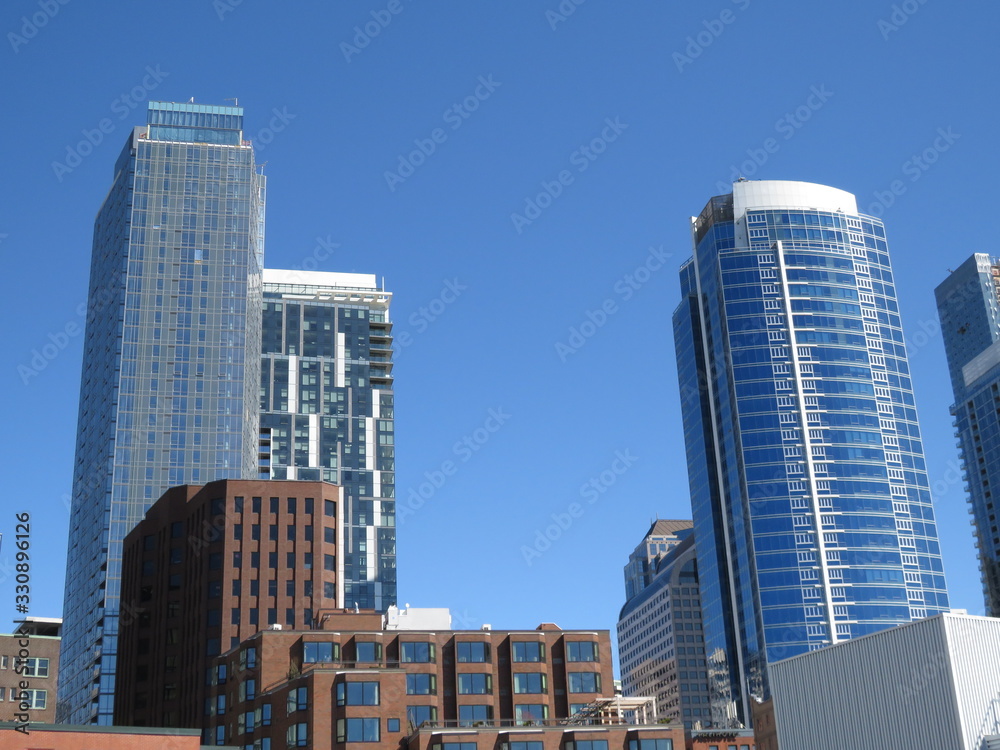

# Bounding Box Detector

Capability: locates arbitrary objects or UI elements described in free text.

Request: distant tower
[936,254,1000,617]
[673,180,950,725]
[59,101,265,724]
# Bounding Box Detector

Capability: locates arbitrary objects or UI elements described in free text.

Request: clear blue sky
[2,0,998,665]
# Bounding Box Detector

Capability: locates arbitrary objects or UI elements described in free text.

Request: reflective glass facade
[673,180,949,725]
[935,254,1000,617]
[260,270,396,611]
[59,102,264,724]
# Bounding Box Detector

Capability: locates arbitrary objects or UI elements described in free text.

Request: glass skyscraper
[59,102,265,724]
[673,180,950,725]
[935,254,1000,617]
[260,269,397,611]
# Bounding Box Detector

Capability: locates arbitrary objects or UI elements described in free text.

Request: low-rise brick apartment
[0,617,60,724]
[203,610,685,750]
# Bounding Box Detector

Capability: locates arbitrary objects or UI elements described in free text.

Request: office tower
[260,269,396,611]
[617,521,713,728]
[623,519,694,602]
[936,254,1000,617]
[673,180,950,725]
[204,611,686,750]
[60,101,265,724]
[115,479,339,728]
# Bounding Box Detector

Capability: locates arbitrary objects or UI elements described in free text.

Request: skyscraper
[673,180,950,725]
[617,520,713,728]
[260,269,396,611]
[59,101,265,724]
[935,254,1000,617]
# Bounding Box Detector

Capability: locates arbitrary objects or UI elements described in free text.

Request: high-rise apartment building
[623,520,693,603]
[673,180,950,725]
[617,522,712,728]
[936,254,1000,617]
[260,270,396,611]
[60,101,265,724]
[115,479,340,728]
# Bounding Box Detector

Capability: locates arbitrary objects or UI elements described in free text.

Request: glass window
[456,641,490,662]
[628,740,674,750]
[23,689,47,709]
[336,681,379,706]
[508,742,544,750]
[458,704,493,726]
[325,499,336,517]
[303,642,337,663]
[441,744,477,750]
[514,704,548,725]
[285,722,308,747]
[406,673,436,695]
[457,673,492,695]
[565,641,598,662]
[286,686,308,712]
[400,642,435,663]
[355,641,381,663]
[513,673,546,694]
[337,718,380,742]
[512,641,545,662]
[566,742,608,750]
[568,672,600,693]
[407,705,437,727]
[22,658,50,678]
[387,718,400,733]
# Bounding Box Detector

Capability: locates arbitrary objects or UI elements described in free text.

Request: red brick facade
[204,616,684,749]
[0,723,201,750]
[116,479,341,728]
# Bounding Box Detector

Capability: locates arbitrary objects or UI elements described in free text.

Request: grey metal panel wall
[770,615,964,750]
[944,615,1000,749]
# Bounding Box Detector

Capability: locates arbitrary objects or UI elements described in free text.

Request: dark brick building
[203,612,685,749]
[116,478,343,728]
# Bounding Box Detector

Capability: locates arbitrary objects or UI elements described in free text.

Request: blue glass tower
[260,269,397,611]
[673,180,950,725]
[59,102,265,724]
[935,254,1000,617]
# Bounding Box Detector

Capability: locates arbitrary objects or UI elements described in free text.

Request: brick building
[116,478,343,728]
[203,611,685,749]
[0,723,202,750]
[0,617,60,723]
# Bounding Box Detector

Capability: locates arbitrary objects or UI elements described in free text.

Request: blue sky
[2,0,998,663]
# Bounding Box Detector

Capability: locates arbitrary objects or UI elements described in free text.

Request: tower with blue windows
[59,101,265,724]
[673,180,950,726]
[936,254,1000,618]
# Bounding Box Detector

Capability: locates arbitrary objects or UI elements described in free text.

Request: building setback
[617,522,713,729]
[769,613,1000,750]
[202,611,684,750]
[60,100,265,724]
[673,180,950,724]
[115,479,340,728]
[935,254,1000,617]
[260,269,396,612]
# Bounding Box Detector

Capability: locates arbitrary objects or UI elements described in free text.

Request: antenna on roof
[188,97,195,103]
[225,97,239,106]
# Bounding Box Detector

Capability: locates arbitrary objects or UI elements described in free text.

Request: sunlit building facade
[673,180,950,725]
[59,101,265,724]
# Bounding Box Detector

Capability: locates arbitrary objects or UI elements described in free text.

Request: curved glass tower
[673,180,950,725]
